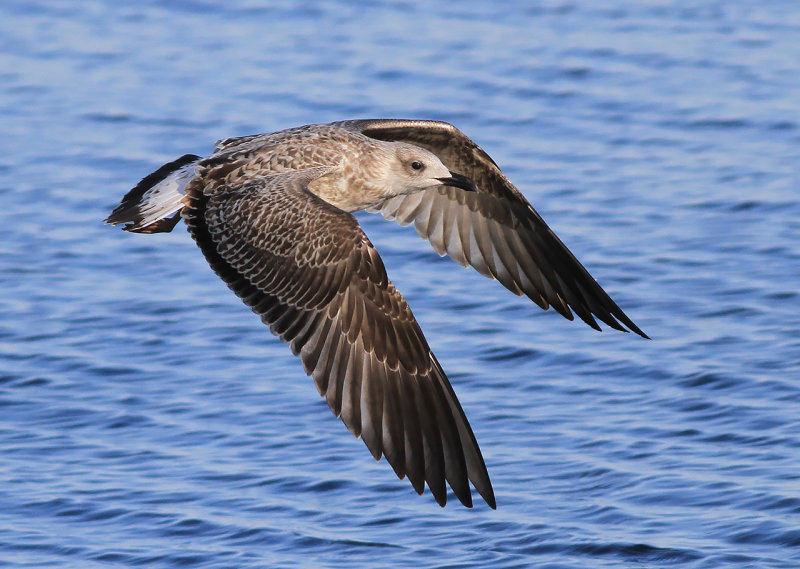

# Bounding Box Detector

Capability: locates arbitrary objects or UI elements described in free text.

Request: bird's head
[380,142,478,198]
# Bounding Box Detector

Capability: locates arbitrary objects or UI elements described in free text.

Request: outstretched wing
[342,119,648,338]
[182,167,495,508]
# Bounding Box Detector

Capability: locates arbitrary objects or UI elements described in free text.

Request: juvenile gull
[106,119,648,509]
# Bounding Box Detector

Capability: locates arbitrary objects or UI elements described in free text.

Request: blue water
[2,1,799,567]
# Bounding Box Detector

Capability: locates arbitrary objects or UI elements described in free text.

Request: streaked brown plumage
[106,119,647,509]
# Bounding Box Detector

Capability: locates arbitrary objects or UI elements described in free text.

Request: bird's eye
[410,161,424,171]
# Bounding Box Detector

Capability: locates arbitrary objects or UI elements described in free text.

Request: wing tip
[589,312,650,339]
[605,308,650,339]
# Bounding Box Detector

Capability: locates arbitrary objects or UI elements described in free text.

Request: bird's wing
[182,167,495,508]
[342,119,647,338]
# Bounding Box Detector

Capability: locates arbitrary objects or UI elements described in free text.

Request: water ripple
[1,1,799,568]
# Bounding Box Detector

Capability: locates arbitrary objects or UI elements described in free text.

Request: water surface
[1,2,799,568]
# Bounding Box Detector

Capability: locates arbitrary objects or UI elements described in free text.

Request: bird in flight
[106,119,647,509]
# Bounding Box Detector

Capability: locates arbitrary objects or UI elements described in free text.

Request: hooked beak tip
[436,171,478,193]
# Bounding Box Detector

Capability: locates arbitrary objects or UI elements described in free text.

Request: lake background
[1,1,799,568]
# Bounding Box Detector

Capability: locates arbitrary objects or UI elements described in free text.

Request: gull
[106,119,648,509]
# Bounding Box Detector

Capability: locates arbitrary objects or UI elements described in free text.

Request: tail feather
[106,154,201,233]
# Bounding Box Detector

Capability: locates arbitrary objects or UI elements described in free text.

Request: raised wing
[342,119,647,338]
[182,166,495,508]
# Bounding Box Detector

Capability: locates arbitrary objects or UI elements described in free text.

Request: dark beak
[436,171,478,193]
